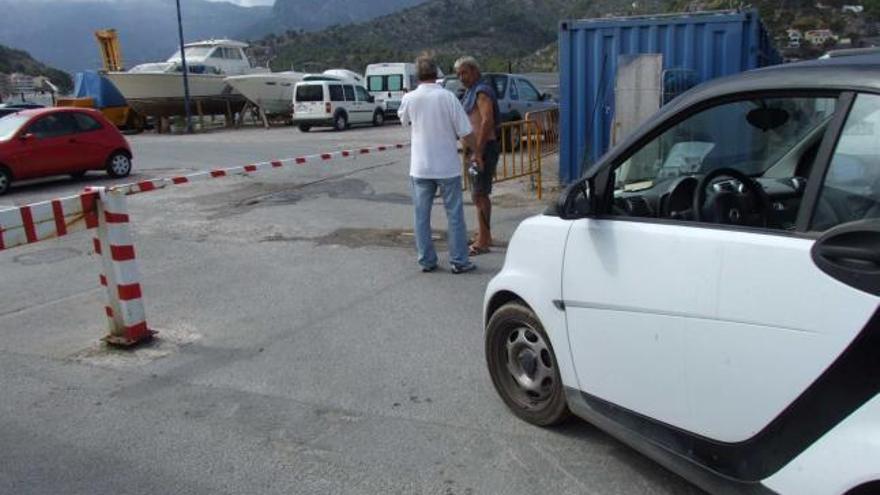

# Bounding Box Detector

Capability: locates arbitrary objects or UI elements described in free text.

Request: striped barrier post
[90,186,154,346]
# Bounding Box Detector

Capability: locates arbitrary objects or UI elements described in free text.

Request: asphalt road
[0,123,703,494]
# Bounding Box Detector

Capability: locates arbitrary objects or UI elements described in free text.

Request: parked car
[292,73,385,132]
[365,62,417,118]
[0,107,133,195]
[440,72,556,122]
[483,55,880,494]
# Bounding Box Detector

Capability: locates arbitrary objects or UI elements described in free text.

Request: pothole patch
[69,324,202,368]
[262,228,445,249]
[13,247,82,266]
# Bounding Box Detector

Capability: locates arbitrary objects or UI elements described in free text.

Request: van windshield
[296,85,323,102]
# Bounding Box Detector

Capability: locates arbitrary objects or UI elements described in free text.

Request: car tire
[372,110,384,127]
[106,151,132,178]
[298,124,311,133]
[485,301,570,426]
[333,113,348,131]
[0,167,11,196]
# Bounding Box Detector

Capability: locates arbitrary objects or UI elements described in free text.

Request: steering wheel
[693,168,771,227]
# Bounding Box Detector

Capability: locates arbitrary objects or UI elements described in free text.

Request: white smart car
[483,55,880,494]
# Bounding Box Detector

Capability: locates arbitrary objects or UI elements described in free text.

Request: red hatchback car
[0,107,133,195]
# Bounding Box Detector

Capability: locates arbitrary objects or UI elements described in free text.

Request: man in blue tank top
[455,56,500,256]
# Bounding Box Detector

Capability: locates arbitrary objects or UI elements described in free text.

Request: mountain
[245,0,429,37]
[0,44,73,93]
[264,0,667,73]
[0,0,271,74]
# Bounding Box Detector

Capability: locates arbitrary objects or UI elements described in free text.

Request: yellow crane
[95,29,124,72]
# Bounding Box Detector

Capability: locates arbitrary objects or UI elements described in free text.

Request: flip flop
[469,244,491,256]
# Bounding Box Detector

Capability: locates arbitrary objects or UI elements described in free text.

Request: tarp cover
[73,71,127,108]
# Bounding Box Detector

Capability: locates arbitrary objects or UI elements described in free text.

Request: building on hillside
[842,5,865,13]
[805,29,838,45]
[787,29,803,48]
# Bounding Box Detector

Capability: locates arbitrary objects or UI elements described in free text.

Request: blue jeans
[409,176,469,268]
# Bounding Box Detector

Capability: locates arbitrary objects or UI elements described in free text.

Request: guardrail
[0,142,409,346]
[461,109,559,201]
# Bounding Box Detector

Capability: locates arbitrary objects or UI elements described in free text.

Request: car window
[509,78,519,100]
[295,85,323,102]
[387,75,403,92]
[603,95,837,231]
[615,97,836,192]
[491,75,508,99]
[813,93,880,231]
[343,85,355,102]
[518,79,541,102]
[328,84,344,102]
[27,113,78,138]
[73,113,102,132]
[209,48,223,59]
[367,76,384,92]
[355,86,371,102]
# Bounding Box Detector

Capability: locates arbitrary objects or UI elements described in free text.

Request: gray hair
[454,56,480,73]
[415,56,438,82]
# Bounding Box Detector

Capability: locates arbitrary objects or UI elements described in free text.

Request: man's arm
[397,97,410,127]
[474,92,496,158]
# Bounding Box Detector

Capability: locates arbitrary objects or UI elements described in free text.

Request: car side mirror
[368,95,375,103]
[541,93,551,101]
[19,133,35,142]
[550,179,594,219]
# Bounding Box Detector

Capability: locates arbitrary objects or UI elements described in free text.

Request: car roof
[14,107,102,118]
[667,55,880,113]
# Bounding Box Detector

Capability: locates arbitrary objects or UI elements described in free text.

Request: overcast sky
[206,0,274,6]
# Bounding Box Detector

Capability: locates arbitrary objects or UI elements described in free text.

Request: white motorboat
[105,39,268,117]
[224,71,307,116]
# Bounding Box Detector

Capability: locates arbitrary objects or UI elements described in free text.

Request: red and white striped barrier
[0,190,98,252]
[0,141,409,346]
[90,186,153,345]
[111,142,409,196]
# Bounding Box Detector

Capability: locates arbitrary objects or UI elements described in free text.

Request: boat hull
[104,72,247,117]
[225,72,304,115]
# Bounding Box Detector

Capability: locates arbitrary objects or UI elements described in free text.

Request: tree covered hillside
[0,44,72,93]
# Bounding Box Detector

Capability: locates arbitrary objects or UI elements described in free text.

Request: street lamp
[175,0,194,133]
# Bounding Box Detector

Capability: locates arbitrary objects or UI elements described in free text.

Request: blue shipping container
[559,10,781,183]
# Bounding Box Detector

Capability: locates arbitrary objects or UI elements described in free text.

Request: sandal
[468,244,491,256]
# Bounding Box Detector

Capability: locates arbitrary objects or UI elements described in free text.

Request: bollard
[89,186,155,346]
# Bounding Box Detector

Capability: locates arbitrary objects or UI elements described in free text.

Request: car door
[342,85,362,124]
[355,85,375,120]
[516,77,550,113]
[8,113,80,179]
[69,112,108,170]
[561,92,879,479]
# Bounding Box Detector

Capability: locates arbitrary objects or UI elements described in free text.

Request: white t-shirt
[398,83,473,179]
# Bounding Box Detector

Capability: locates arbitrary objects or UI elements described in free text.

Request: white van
[365,63,418,118]
[292,71,385,132]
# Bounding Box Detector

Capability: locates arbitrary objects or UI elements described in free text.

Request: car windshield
[0,114,28,141]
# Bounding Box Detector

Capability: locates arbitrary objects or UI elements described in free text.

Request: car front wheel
[485,301,570,426]
[106,152,132,178]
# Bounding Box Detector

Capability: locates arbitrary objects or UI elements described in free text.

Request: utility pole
[175,0,194,133]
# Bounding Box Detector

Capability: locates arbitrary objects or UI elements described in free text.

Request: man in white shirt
[398,56,480,273]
